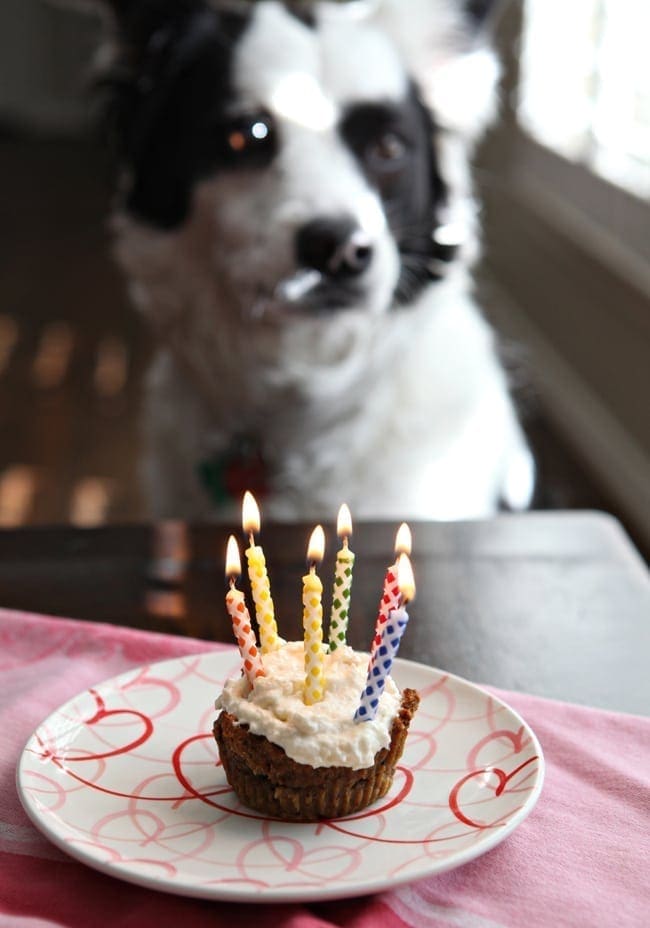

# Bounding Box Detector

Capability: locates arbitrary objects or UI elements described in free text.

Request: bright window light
[518,0,650,199]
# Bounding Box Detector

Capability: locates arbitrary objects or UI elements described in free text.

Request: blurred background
[0,0,648,557]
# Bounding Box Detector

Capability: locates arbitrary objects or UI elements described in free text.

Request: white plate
[17,650,544,903]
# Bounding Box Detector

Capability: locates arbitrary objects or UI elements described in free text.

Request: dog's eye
[366,131,408,170]
[220,114,276,165]
[227,118,271,152]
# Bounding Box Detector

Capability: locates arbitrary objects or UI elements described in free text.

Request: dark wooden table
[1,510,648,715]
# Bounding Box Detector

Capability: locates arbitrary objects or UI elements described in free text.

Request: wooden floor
[0,130,618,530]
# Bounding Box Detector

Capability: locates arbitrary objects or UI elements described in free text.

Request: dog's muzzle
[249,215,374,321]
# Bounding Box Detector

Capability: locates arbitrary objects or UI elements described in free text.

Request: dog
[97,0,534,520]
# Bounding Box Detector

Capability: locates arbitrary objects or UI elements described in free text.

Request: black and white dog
[99,0,534,520]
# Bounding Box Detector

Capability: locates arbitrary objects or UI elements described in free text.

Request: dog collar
[197,433,268,508]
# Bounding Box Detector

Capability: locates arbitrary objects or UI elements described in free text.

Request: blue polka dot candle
[355,553,415,723]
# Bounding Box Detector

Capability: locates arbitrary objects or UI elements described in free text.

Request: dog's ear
[375,0,504,142]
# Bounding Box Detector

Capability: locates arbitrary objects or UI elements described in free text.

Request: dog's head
[100,0,500,325]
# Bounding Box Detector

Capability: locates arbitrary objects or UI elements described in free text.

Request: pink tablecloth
[1,607,648,928]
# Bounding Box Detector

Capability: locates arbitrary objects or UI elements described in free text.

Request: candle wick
[342,536,349,550]
[248,532,255,548]
[228,576,236,590]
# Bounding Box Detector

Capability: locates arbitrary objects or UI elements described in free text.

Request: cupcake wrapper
[213,688,420,822]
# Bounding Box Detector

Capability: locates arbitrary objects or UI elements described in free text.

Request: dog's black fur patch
[106,2,252,227]
[283,1,317,28]
[464,0,498,27]
[340,88,448,305]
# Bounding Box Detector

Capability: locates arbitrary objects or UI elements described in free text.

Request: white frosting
[215,641,401,769]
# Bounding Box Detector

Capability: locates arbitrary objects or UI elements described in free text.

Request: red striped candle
[369,523,412,664]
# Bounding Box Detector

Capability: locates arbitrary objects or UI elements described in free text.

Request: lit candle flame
[397,553,416,604]
[242,490,260,536]
[225,534,242,580]
[394,522,412,556]
[337,503,352,540]
[307,525,325,566]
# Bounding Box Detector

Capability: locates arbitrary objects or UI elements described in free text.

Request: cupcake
[214,641,419,821]
[215,502,418,822]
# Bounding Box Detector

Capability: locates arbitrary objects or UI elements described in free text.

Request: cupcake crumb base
[213,688,420,822]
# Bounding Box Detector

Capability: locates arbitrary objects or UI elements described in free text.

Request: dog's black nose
[295,217,373,277]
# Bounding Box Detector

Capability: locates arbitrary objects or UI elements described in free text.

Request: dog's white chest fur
[109,0,534,521]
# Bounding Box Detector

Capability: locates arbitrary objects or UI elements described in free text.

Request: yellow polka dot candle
[303,525,326,705]
[242,490,281,654]
[225,535,264,687]
[328,503,355,652]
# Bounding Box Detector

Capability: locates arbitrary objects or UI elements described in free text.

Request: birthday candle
[303,525,326,705]
[242,490,281,654]
[328,503,355,651]
[355,553,415,722]
[225,535,265,687]
[369,522,411,665]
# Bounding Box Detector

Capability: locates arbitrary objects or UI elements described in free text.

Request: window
[476,0,650,552]
[518,0,650,200]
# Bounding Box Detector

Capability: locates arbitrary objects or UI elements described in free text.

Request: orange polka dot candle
[242,491,281,654]
[225,535,264,687]
[302,525,326,706]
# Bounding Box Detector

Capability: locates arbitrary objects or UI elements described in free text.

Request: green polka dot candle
[328,503,355,651]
